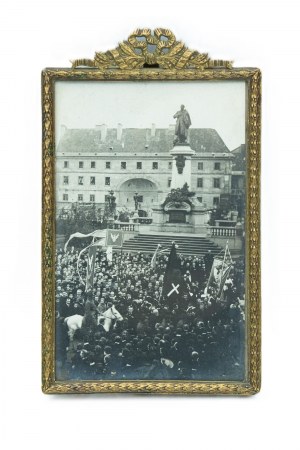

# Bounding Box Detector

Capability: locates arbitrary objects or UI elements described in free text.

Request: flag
[86,245,97,292]
[162,242,182,300]
[64,229,107,252]
[205,242,232,298]
[76,238,105,288]
[106,230,124,247]
[218,264,232,297]
[150,244,169,269]
[106,246,113,263]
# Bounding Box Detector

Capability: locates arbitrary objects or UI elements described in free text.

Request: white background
[0,1,299,449]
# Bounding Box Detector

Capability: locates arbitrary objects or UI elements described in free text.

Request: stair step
[120,233,224,257]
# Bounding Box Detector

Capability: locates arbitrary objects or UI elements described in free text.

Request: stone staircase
[121,233,224,258]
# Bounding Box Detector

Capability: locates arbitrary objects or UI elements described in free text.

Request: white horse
[64,305,123,339]
[97,305,123,332]
[64,314,84,341]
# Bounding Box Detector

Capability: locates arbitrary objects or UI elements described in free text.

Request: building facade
[56,124,236,213]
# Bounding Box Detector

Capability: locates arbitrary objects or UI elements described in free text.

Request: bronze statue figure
[173,105,192,144]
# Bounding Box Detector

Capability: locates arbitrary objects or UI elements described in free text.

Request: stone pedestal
[151,199,210,235]
[149,143,209,235]
[170,144,195,189]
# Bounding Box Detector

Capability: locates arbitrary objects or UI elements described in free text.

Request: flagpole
[118,241,123,284]
[220,240,228,289]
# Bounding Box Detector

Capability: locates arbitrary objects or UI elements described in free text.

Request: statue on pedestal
[173,105,192,144]
[106,190,116,218]
[133,192,139,210]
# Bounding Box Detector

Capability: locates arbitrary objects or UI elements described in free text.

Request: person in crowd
[55,246,245,381]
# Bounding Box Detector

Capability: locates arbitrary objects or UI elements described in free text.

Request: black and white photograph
[54,80,247,382]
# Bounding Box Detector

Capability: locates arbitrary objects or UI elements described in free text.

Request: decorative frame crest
[71,28,232,70]
[42,29,261,395]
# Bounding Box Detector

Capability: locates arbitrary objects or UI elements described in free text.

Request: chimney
[151,123,156,137]
[100,123,107,141]
[117,123,122,141]
[60,124,67,139]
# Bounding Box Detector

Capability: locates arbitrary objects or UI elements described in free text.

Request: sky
[55,80,246,150]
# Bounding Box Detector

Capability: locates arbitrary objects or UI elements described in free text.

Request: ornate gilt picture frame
[42,29,261,394]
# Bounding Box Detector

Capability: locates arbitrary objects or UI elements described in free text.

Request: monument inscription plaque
[169,210,186,223]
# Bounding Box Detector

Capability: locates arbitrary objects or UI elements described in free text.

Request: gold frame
[42,29,261,394]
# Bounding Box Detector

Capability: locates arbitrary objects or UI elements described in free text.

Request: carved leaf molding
[71,28,232,70]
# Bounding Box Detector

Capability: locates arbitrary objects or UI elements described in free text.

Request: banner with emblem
[162,242,182,301]
[205,242,232,298]
[106,230,124,247]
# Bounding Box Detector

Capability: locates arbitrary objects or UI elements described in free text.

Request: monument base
[151,199,210,236]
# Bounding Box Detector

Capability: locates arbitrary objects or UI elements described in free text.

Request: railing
[108,221,139,232]
[138,218,153,224]
[207,226,237,237]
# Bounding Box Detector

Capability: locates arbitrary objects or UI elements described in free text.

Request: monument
[170,105,195,189]
[151,106,210,234]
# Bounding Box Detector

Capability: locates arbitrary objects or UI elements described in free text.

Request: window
[121,162,126,170]
[213,197,220,206]
[79,161,83,168]
[105,161,111,169]
[197,197,203,203]
[90,176,95,185]
[198,162,203,170]
[197,178,203,188]
[214,162,221,170]
[137,162,142,169]
[137,195,143,203]
[63,194,68,201]
[63,176,69,185]
[168,179,172,187]
[152,162,158,170]
[90,194,95,202]
[78,194,83,202]
[64,161,68,168]
[91,161,96,169]
[214,178,220,188]
[105,177,110,186]
[78,176,83,185]
[168,161,172,170]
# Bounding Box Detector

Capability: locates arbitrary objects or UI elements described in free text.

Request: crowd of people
[55,245,245,381]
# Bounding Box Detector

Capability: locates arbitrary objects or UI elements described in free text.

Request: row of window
[167,178,220,188]
[63,161,222,171]
[62,193,220,204]
[63,176,221,188]
[63,176,111,186]
[64,161,159,170]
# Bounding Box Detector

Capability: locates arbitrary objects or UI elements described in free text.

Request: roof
[232,144,246,171]
[57,127,230,154]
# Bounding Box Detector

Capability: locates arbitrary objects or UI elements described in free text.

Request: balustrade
[207,226,237,237]
[108,221,139,232]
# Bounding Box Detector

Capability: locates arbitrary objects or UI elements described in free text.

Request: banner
[205,242,232,298]
[106,230,124,247]
[162,243,182,300]
[64,229,107,252]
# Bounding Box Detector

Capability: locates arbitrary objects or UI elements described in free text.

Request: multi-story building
[56,124,235,212]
